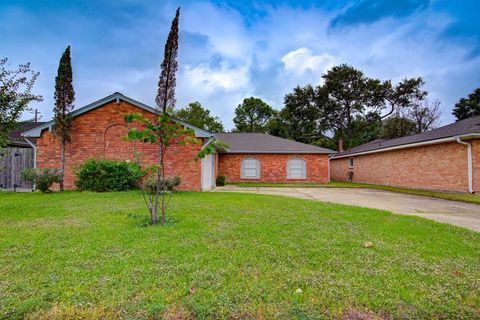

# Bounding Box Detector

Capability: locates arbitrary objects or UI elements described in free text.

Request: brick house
[330,116,480,193]
[22,93,334,191]
[215,133,333,184]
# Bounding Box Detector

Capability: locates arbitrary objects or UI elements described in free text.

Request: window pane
[242,158,259,179]
[244,160,257,169]
[287,158,306,179]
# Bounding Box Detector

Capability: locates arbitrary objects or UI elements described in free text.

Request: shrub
[216,175,225,186]
[21,168,62,193]
[347,171,354,182]
[143,175,181,194]
[74,159,143,192]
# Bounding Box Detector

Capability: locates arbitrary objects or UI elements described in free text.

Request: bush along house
[22,92,335,191]
[330,116,480,193]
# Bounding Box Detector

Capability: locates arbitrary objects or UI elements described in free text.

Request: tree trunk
[346,103,352,150]
[152,166,161,225]
[160,141,167,225]
[150,204,158,225]
[60,140,65,191]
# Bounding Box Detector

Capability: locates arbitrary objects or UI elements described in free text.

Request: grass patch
[0,191,479,319]
[231,181,480,205]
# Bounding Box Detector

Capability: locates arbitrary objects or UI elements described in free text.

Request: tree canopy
[174,102,224,133]
[452,88,480,121]
[0,58,42,148]
[270,64,434,150]
[233,97,276,133]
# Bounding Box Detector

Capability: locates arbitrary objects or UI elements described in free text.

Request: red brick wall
[218,153,329,183]
[473,140,480,193]
[330,140,480,193]
[36,100,203,191]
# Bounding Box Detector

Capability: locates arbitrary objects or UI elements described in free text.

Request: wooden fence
[0,147,34,190]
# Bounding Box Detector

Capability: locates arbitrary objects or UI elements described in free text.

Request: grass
[231,181,480,205]
[0,191,479,319]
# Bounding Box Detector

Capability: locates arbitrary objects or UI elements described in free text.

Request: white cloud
[182,2,251,61]
[181,62,250,93]
[3,1,479,129]
[281,47,336,75]
[177,62,253,128]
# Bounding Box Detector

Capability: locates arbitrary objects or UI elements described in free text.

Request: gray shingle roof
[215,133,335,154]
[9,122,45,147]
[334,115,480,158]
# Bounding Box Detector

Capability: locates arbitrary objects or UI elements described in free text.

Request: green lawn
[0,191,479,319]
[232,181,480,205]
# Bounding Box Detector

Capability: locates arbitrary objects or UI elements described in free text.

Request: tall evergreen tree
[126,7,187,225]
[156,7,179,113]
[53,46,75,191]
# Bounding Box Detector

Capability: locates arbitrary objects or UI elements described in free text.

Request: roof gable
[22,92,212,138]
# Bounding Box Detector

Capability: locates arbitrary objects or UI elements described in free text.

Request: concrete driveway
[213,186,480,232]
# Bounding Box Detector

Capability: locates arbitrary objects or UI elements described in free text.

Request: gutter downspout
[24,137,37,192]
[455,137,473,194]
[201,137,215,150]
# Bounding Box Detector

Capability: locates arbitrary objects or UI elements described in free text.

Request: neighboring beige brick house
[330,116,480,193]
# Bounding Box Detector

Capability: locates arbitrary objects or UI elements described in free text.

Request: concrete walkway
[213,186,480,232]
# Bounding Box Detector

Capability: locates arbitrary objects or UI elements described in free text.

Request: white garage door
[201,153,215,191]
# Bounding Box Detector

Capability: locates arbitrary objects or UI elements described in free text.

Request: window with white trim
[241,158,260,179]
[287,158,306,179]
[349,157,354,168]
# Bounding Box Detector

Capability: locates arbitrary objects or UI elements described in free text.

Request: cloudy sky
[1,0,479,129]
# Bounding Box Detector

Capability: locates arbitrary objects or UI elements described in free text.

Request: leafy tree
[334,113,383,148]
[53,46,75,191]
[129,7,181,225]
[380,116,417,139]
[125,8,221,226]
[275,65,427,150]
[322,64,426,149]
[174,101,224,132]
[233,97,276,133]
[0,58,42,148]
[269,85,326,144]
[406,99,440,133]
[452,88,480,121]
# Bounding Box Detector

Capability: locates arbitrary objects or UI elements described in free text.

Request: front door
[201,153,215,191]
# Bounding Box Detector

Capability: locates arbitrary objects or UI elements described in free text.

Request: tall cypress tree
[53,45,75,191]
[155,7,179,113]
